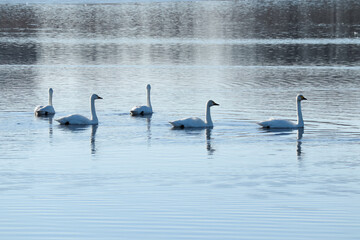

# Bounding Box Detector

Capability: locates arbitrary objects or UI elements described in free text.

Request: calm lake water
[1,0,360,239]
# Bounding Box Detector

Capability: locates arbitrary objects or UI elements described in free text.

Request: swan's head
[207,100,219,107]
[49,88,53,95]
[146,84,151,91]
[296,94,307,102]
[91,94,103,100]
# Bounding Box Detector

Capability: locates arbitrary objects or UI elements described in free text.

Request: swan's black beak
[213,102,219,106]
[98,96,103,99]
[302,97,307,100]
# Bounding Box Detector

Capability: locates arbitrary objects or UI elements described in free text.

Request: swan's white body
[56,94,102,125]
[34,88,55,116]
[130,84,153,116]
[170,100,219,128]
[258,94,307,129]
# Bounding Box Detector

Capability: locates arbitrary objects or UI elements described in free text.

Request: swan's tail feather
[257,121,269,128]
[169,121,180,127]
[169,121,185,129]
[55,117,68,125]
[55,118,62,124]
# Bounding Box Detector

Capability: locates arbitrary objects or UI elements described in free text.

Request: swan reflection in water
[296,128,304,158]
[130,114,152,146]
[261,127,304,158]
[146,116,152,145]
[90,125,98,154]
[206,128,215,155]
[58,124,98,154]
[171,127,216,155]
[35,114,55,137]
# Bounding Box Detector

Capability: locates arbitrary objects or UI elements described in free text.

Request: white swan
[34,88,55,116]
[169,100,219,128]
[130,84,153,116]
[55,94,102,125]
[258,94,307,129]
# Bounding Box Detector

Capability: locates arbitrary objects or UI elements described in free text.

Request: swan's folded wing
[56,114,91,125]
[35,105,55,115]
[258,119,297,129]
[34,105,44,113]
[130,105,152,115]
[170,117,205,128]
[36,105,55,114]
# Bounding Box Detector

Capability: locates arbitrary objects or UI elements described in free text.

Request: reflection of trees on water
[0,43,38,65]
[1,2,360,67]
[0,5,37,30]
[2,2,360,39]
[253,1,360,39]
[0,5,38,65]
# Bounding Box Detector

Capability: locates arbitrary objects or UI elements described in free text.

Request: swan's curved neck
[48,92,53,106]
[205,103,213,127]
[296,100,304,127]
[90,98,98,123]
[147,88,152,110]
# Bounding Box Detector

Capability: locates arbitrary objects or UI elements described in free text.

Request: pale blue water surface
[1,1,360,239]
